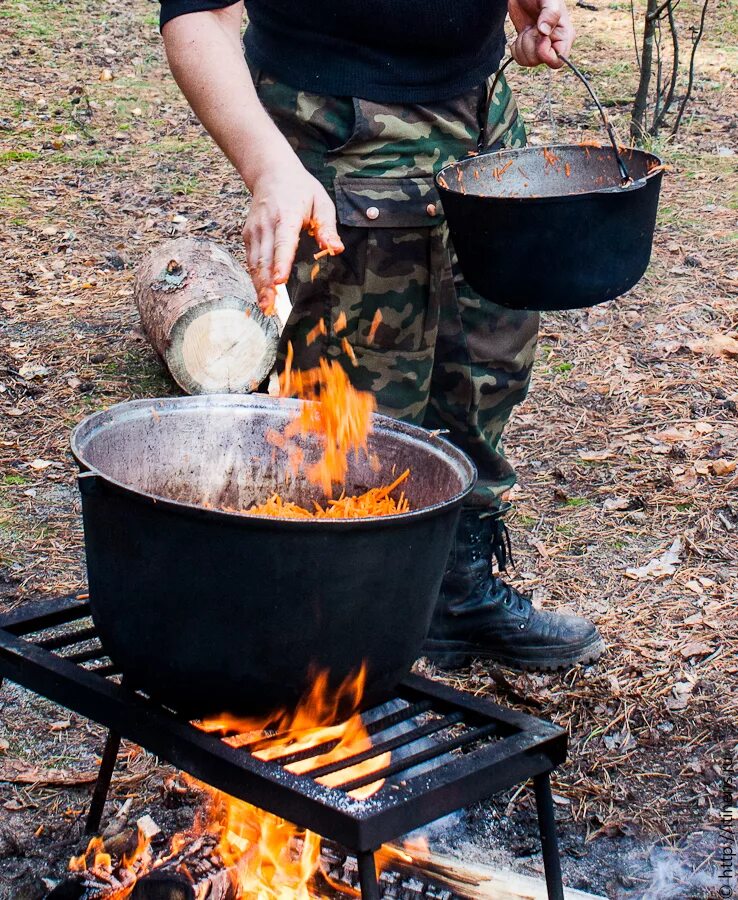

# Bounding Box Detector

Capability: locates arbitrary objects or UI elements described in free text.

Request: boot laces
[489,517,530,615]
[489,516,514,572]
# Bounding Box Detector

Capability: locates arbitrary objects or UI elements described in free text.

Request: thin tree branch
[672,0,709,136]
[652,0,680,133]
[648,0,674,21]
[630,0,642,71]
[652,15,664,131]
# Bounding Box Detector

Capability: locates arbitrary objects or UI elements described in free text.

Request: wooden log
[133,238,290,396]
[403,849,607,900]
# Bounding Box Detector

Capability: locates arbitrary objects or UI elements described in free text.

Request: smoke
[640,844,733,899]
[405,811,465,844]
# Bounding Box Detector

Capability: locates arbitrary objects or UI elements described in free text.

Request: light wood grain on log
[134,238,284,396]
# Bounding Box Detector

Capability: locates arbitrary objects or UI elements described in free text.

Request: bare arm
[162,4,343,308]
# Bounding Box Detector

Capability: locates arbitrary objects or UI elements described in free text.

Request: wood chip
[136,814,162,841]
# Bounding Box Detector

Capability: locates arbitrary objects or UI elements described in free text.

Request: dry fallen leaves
[18,363,49,380]
[688,333,738,357]
[603,497,631,512]
[679,641,714,659]
[694,458,736,477]
[710,459,737,476]
[0,758,98,787]
[625,537,682,580]
[578,449,615,462]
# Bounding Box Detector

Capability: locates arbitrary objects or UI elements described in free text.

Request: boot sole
[422,635,606,672]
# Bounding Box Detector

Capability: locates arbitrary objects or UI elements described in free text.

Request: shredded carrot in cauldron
[250,326,411,518]
[247,469,410,519]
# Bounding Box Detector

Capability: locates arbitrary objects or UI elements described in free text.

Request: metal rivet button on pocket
[426,203,437,217]
[366,206,380,220]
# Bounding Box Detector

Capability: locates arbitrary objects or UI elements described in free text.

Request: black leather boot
[423,507,605,670]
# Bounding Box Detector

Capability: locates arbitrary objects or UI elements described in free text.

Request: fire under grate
[0,595,568,899]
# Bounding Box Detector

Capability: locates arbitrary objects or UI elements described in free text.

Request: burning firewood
[133,238,290,396]
[49,840,606,899]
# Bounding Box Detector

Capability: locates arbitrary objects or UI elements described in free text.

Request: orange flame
[69,827,152,898]
[69,666,391,897]
[279,352,376,493]
[193,666,390,894]
[199,664,390,800]
[192,788,322,899]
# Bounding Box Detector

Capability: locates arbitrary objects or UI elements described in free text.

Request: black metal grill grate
[0,595,568,899]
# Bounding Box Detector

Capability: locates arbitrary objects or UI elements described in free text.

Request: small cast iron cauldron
[436,57,665,311]
[71,395,476,717]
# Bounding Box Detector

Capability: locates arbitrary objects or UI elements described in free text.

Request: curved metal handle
[479,54,631,184]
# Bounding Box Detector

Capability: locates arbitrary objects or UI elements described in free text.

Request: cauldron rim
[70,394,477,528]
[436,144,664,204]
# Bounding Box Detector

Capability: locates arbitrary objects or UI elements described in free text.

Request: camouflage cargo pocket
[332,174,444,354]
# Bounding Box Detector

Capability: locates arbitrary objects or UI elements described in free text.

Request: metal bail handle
[479,53,631,184]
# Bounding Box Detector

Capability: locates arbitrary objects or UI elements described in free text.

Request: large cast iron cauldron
[71,395,476,718]
[436,56,664,311]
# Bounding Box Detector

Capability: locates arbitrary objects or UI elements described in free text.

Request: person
[158,0,605,671]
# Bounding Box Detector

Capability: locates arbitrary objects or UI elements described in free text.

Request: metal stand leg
[533,773,565,900]
[85,729,121,834]
[357,850,380,900]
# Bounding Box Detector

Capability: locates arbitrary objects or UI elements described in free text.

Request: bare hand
[508,0,575,68]
[243,156,344,312]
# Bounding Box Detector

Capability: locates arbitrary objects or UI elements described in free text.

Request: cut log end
[166,301,277,395]
[134,238,285,397]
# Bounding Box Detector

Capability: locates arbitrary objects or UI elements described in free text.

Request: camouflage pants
[250,65,539,509]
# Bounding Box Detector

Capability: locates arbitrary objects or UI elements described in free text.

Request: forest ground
[0,0,736,896]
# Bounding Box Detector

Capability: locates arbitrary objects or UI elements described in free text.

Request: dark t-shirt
[159,0,509,102]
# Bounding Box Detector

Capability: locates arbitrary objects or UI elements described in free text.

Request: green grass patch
[150,136,211,155]
[0,193,29,211]
[122,351,173,396]
[565,497,590,508]
[516,514,537,528]
[57,148,113,168]
[0,11,53,37]
[554,523,575,536]
[2,475,28,486]
[163,175,201,196]
[0,150,40,163]
[553,361,574,374]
